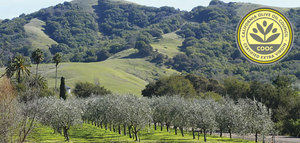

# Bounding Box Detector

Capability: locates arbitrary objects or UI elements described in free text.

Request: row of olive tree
[80,95,274,142]
[82,95,152,141]
[11,97,83,142]
[9,95,273,142]
[151,96,274,142]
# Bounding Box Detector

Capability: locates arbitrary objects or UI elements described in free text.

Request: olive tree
[237,99,274,143]
[18,98,45,143]
[150,96,170,131]
[169,96,190,136]
[215,98,239,138]
[123,95,152,141]
[82,95,152,141]
[38,97,83,141]
[190,99,216,142]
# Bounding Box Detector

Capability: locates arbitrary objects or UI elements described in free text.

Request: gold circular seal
[237,8,293,64]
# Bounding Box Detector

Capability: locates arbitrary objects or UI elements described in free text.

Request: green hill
[24,18,57,50]
[151,32,184,58]
[35,49,178,95]
[0,0,299,82]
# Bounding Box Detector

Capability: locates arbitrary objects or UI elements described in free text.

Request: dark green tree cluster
[73,82,112,98]
[142,74,224,98]
[93,0,182,36]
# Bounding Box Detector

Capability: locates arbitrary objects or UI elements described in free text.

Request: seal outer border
[236,7,294,65]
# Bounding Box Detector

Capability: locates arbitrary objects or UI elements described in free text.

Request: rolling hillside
[0,0,299,86]
[24,18,57,50]
[28,49,177,95]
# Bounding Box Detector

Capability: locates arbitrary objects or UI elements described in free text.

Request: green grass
[151,32,184,58]
[24,18,57,50]
[27,123,254,143]
[36,49,177,95]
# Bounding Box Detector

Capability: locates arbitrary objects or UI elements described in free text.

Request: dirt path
[213,133,300,143]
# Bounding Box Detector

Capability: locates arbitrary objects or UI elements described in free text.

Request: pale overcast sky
[0,0,299,19]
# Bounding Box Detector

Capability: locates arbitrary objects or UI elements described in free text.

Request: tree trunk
[204,129,207,142]
[128,126,132,138]
[229,129,232,139]
[113,125,116,132]
[55,65,58,90]
[118,125,121,134]
[220,130,222,137]
[154,123,157,130]
[105,123,107,130]
[210,130,212,135]
[63,126,69,142]
[192,128,195,139]
[180,127,184,137]
[161,123,163,131]
[57,127,62,135]
[134,126,138,141]
[174,126,177,135]
[123,124,126,135]
[109,124,112,131]
[19,117,36,143]
[166,124,169,132]
[255,132,258,143]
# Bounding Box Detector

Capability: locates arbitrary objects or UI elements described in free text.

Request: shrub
[142,75,196,97]
[0,77,20,142]
[74,82,111,98]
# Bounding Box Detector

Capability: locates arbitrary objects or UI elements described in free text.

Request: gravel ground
[213,133,300,143]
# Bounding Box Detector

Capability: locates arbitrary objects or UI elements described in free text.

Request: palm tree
[1,54,31,83]
[53,53,62,90]
[31,49,44,76]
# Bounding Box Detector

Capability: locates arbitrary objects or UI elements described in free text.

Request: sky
[0,0,299,19]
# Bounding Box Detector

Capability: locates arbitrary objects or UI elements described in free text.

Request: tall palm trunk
[55,65,58,90]
[36,63,39,76]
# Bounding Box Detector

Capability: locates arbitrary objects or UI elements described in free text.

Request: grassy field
[24,18,57,50]
[151,32,184,58]
[34,49,177,95]
[27,123,254,143]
